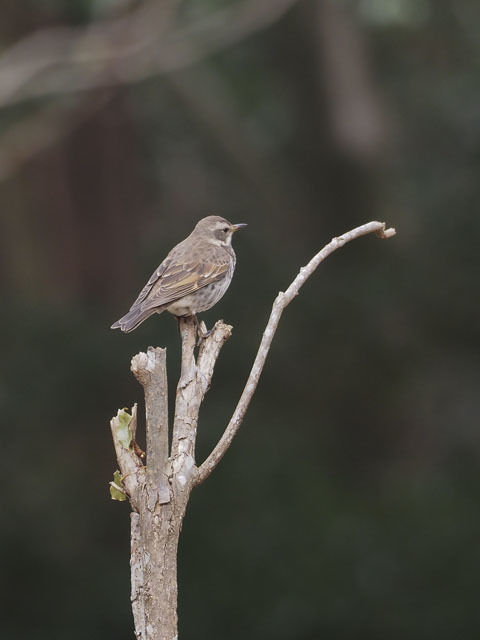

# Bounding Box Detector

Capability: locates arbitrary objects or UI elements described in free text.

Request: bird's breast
[166,275,233,316]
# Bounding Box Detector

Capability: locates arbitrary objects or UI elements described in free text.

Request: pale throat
[210,234,233,247]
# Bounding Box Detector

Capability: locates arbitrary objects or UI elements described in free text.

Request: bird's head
[195,215,247,247]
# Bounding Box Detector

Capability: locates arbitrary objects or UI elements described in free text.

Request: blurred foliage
[1,0,480,638]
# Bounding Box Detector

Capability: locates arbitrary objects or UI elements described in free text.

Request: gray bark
[130,498,187,640]
[111,319,232,640]
[129,347,183,639]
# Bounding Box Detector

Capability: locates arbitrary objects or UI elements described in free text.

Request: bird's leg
[176,315,183,334]
[192,314,204,346]
[199,321,215,339]
[191,314,215,346]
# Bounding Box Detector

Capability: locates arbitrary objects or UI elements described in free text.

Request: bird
[111,215,247,334]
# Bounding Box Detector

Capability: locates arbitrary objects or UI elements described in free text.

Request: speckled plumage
[111,216,245,333]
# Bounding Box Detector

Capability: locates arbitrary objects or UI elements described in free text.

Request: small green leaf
[116,408,133,449]
[110,470,127,501]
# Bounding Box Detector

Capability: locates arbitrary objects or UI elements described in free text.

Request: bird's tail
[111,307,157,332]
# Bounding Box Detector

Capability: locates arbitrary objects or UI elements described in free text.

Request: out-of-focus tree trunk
[276,0,392,238]
[0,95,147,304]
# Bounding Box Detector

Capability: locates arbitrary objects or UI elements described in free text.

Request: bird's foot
[196,320,214,346]
[177,314,214,346]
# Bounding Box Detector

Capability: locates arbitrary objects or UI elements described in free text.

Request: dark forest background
[1,0,480,638]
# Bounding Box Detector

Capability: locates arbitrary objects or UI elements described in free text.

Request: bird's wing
[134,256,230,313]
[125,259,170,312]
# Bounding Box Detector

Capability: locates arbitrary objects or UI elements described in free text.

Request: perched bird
[111,215,247,333]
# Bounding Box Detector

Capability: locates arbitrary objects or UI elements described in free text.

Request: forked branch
[195,220,396,484]
[109,219,395,639]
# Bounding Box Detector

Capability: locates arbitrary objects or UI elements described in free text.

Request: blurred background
[1,0,480,638]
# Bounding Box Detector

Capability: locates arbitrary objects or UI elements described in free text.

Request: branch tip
[196,219,397,484]
[373,222,396,239]
[381,227,396,238]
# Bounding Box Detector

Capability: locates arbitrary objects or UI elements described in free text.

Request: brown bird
[111,216,247,333]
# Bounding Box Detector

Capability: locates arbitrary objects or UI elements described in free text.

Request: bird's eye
[222,227,229,233]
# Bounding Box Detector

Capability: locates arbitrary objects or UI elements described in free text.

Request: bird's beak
[232,223,247,232]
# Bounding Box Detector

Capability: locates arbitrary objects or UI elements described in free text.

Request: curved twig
[195,220,396,484]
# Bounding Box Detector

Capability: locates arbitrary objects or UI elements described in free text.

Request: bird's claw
[196,321,214,346]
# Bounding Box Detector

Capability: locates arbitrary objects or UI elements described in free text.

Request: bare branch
[131,347,170,507]
[196,320,233,391]
[171,317,232,488]
[0,0,299,183]
[195,221,396,484]
[0,0,300,110]
[0,1,175,107]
